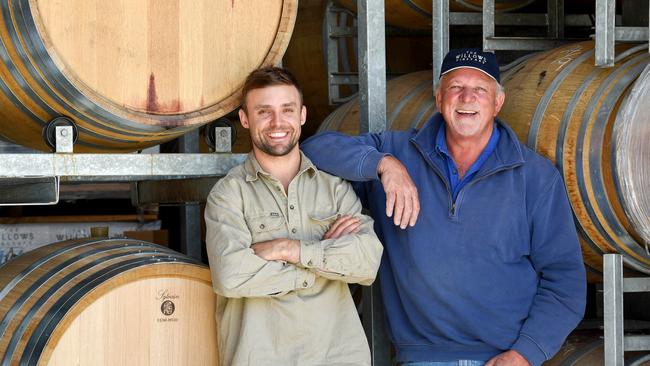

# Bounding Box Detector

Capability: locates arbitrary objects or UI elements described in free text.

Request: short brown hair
[240,66,303,112]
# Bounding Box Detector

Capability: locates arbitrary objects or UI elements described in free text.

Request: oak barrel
[317,70,436,135]
[0,239,217,365]
[334,0,537,29]
[543,330,650,365]
[318,41,650,278]
[0,0,297,152]
[499,41,650,277]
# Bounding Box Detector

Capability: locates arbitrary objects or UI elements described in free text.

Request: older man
[205,66,383,366]
[302,49,586,366]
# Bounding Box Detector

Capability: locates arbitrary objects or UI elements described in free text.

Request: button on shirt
[435,123,501,200]
[205,152,383,366]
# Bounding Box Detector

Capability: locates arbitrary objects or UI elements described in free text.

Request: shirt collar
[244,150,317,182]
[434,122,500,160]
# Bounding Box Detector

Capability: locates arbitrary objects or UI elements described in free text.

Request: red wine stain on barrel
[146,73,159,112]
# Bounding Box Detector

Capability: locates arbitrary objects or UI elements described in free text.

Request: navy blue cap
[440,48,500,83]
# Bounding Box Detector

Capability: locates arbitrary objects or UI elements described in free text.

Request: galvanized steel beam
[625,335,650,351]
[484,37,569,51]
[432,0,449,91]
[327,1,344,105]
[615,27,650,41]
[357,2,390,364]
[623,277,650,292]
[357,0,387,134]
[452,13,609,27]
[596,0,616,67]
[483,0,496,52]
[604,253,625,366]
[0,153,246,181]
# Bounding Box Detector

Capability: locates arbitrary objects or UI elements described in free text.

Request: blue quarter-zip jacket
[302,113,586,366]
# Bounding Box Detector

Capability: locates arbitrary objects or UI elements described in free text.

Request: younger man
[205,66,383,366]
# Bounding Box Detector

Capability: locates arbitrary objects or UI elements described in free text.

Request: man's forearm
[302,132,386,181]
[251,238,301,263]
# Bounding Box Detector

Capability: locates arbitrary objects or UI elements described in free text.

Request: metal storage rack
[331,0,650,101]
[604,254,650,365]
[595,0,650,66]
[0,125,245,261]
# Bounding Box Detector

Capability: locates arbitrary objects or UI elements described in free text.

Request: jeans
[403,361,485,366]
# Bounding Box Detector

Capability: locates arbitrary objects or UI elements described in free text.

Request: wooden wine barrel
[0,239,218,365]
[543,330,650,365]
[499,41,650,277]
[335,0,537,29]
[318,70,436,135]
[0,0,297,152]
[283,0,432,138]
[318,41,650,279]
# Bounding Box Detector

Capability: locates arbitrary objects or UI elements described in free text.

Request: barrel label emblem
[156,289,179,322]
[161,300,175,316]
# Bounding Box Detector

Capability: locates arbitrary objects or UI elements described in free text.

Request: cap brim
[440,66,498,82]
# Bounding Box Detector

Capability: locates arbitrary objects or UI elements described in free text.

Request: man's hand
[377,156,420,229]
[251,239,300,264]
[323,215,360,239]
[485,350,531,366]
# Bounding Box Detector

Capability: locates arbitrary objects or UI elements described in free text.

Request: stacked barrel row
[317,41,650,280]
[0,0,537,152]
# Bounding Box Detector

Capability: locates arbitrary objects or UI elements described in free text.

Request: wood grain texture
[499,41,650,277]
[0,239,218,365]
[318,70,436,135]
[0,0,297,152]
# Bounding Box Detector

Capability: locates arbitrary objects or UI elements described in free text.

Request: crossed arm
[250,215,362,263]
[205,179,383,298]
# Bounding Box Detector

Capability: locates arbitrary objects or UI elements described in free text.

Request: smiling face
[435,68,505,143]
[239,84,306,158]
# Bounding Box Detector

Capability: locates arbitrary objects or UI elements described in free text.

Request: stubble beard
[252,129,299,157]
[449,103,485,138]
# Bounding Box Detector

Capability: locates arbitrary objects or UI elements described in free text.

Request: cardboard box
[0,220,161,264]
[124,229,169,247]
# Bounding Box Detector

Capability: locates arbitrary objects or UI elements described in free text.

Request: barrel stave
[500,41,650,276]
[0,1,298,152]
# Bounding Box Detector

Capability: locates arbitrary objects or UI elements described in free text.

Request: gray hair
[496,81,505,95]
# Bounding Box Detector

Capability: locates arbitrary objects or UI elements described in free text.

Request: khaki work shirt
[205,152,383,366]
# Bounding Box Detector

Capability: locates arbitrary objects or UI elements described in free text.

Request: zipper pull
[451,202,456,216]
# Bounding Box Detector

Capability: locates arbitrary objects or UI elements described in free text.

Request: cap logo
[455,51,487,65]
[440,48,500,82]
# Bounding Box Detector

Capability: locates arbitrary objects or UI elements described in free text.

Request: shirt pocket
[245,212,286,243]
[308,211,340,240]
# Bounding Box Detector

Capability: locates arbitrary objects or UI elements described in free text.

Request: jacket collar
[244,150,317,182]
[410,112,526,172]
